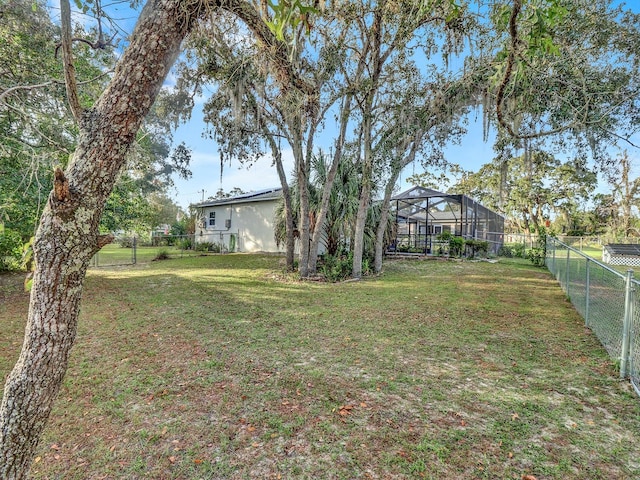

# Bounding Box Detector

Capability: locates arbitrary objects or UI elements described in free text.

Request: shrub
[396,245,424,254]
[118,237,135,248]
[498,243,526,258]
[195,242,212,252]
[449,236,465,257]
[320,251,371,282]
[320,252,353,282]
[176,237,193,250]
[465,239,489,258]
[527,226,548,267]
[436,231,453,242]
[153,249,170,261]
[0,229,24,272]
[526,247,545,267]
[512,242,526,258]
[195,242,222,253]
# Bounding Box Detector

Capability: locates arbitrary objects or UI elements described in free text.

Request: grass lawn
[1,255,639,479]
[573,245,602,261]
[90,243,207,266]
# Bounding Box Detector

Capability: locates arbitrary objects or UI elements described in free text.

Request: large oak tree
[0,0,309,477]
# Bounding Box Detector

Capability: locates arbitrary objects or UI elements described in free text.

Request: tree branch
[0,81,53,104]
[495,0,584,141]
[0,71,112,106]
[495,0,521,138]
[221,0,315,97]
[60,0,82,121]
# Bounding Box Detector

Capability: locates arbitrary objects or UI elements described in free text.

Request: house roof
[193,187,282,208]
[604,244,640,256]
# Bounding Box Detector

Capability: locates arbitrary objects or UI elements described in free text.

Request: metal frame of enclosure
[389,186,505,255]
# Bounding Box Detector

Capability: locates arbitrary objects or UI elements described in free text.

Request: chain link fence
[546,237,640,397]
[89,234,233,267]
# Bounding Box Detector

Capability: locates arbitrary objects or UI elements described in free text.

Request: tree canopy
[3,0,640,477]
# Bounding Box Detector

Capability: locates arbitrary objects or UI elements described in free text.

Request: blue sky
[169,106,497,208]
[57,0,639,210]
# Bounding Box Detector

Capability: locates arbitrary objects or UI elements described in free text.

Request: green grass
[89,243,212,266]
[2,255,640,479]
[574,245,602,261]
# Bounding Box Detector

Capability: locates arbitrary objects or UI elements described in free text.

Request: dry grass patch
[1,255,639,479]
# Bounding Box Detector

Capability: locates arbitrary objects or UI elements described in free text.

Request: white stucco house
[193,188,284,253]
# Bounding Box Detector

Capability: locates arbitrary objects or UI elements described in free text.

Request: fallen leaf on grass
[34,456,42,463]
[397,449,415,463]
[511,412,519,421]
[50,444,60,451]
[522,476,538,480]
[338,405,354,416]
[194,458,203,465]
[168,456,177,464]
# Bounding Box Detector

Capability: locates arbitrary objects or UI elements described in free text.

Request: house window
[209,211,216,227]
[433,225,443,235]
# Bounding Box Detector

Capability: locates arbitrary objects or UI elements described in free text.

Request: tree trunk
[374,133,422,273]
[307,90,355,275]
[351,6,384,279]
[269,138,295,270]
[0,1,191,475]
[374,167,401,273]
[352,96,375,279]
[352,153,373,277]
[294,137,311,277]
[0,0,303,475]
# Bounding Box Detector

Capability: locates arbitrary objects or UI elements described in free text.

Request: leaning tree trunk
[307,93,354,276]
[0,0,313,475]
[374,136,422,273]
[0,2,193,477]
[271,142,295,270]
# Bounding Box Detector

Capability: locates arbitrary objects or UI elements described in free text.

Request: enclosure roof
[392,186,449,200]
[193,187,282,208]
[399,210,460,222]
[604,244,640,256]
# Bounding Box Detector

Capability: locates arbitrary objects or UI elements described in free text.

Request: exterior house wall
[195,199,283,253]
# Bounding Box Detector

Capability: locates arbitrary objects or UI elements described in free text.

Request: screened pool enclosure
[389,186,505,255]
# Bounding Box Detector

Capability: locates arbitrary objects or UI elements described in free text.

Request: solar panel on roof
[605,244,640,256]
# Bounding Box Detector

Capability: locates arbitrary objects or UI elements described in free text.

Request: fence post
[132,236,137,265]
[621,269,634,379]
[585,258,590,327]
[565,248,571,298]
[551,238,556,274]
